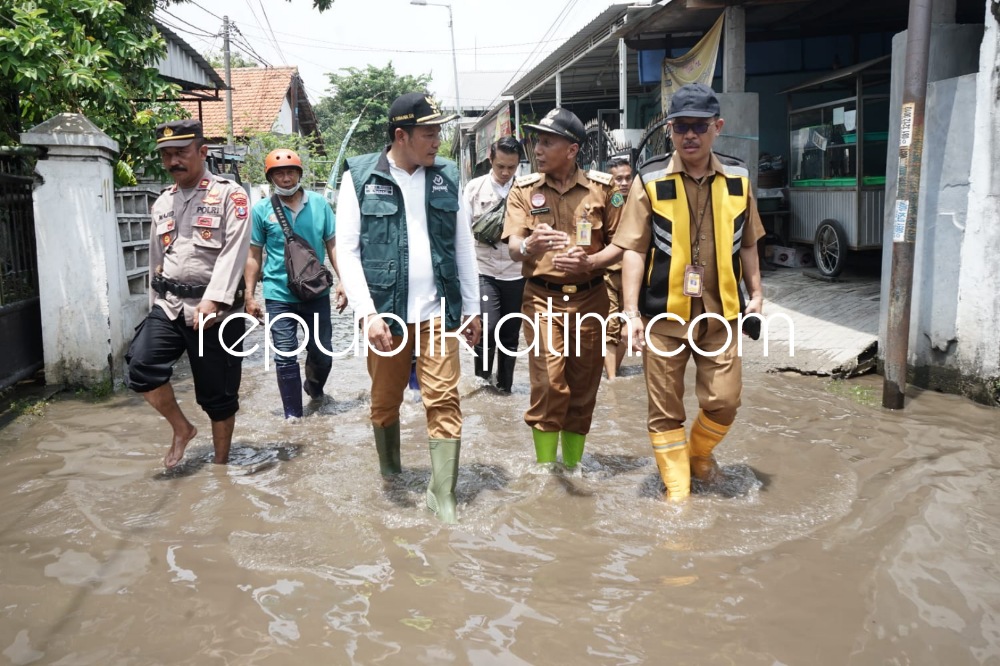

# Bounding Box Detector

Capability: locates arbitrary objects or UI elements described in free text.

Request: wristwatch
[520,238,531,257]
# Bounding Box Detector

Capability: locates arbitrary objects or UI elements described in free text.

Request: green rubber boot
[426,438,460,524]
[532,428,559,463]
[373,421,402,477]
[560,431,586,469]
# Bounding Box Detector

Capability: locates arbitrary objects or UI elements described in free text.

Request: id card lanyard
[683,175,712,298]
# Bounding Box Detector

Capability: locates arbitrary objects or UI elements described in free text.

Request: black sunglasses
[670,121,714,135]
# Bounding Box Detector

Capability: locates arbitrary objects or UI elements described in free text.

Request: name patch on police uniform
[655,181,677,201]
[364,184,394,196]
[194,216,220,228]
[530,207,550,216]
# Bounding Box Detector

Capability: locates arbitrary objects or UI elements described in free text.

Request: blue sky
[161,0,624,108]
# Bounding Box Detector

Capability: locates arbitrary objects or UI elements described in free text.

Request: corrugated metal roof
[153,20,226,91]
[503,4,655,103]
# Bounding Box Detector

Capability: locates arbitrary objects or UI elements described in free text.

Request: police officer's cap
[667,83,721,120]
[388,93,458,128]
[155,119,204,149]
[523,108,585,145]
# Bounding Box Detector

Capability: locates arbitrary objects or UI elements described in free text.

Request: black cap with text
[388,93,459,127]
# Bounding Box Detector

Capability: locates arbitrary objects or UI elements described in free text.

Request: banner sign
[660,13,724,114]
[475,104,513,165]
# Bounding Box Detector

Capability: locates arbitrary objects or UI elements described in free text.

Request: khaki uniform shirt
[503,167,624,284]
[614,153,765,336]
[464,173,522,281]
[149,169,252,326]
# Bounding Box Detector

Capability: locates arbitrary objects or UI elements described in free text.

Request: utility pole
[882,0,932,409]
[223,15,234,154]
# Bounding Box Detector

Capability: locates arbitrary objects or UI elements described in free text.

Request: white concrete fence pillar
[21,113,131,389]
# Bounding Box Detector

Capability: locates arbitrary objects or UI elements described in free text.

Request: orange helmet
[264,149,303,180]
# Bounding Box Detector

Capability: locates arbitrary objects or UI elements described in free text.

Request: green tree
[0,0,184,183]
[0,0,337,184]
[238,130,324,188]
[314,62,433,163]
[203,50,256,69]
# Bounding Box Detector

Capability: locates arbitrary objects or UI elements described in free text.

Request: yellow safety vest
[638,162,749,321]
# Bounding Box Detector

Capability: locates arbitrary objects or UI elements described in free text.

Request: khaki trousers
[367,318,462,440]
[643,318,742,432]
[522,281,609,434]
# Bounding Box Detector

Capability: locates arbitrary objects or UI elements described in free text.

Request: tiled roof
[180,66,300,140]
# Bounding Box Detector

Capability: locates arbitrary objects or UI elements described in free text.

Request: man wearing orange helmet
[244,148,345,418]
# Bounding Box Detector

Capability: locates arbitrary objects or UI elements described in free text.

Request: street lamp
[410,0,462,118]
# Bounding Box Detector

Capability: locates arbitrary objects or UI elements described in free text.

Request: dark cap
[388,92,458,127]
[523,108,585,144]
[666,83,721,120]
[155,119,203,149]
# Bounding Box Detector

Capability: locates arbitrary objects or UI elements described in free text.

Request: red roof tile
[180,66,301,140]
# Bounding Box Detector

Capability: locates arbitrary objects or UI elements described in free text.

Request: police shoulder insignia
[197,178,211,190]
[610,192,625,208]
[586,170,613,186]
[515,173,541,188]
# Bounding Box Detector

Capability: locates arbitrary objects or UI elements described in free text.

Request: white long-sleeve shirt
[463,173,522,281]
[336,158,480,323]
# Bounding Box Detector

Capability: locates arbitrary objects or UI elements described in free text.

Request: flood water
[2,316,1000,665]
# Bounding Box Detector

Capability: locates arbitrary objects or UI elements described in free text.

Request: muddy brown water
[2,319,1000,665]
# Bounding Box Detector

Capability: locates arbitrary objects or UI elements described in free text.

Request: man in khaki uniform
[615,84,764,501]
[503,108,624,469]
[603,154,634,379]
[125,119,252,469]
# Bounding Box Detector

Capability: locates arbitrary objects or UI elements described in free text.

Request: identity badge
[575,218,592,246]
[683,264,704,297]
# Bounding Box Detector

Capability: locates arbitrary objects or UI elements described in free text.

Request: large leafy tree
[0,0,336,182]
[315,63,433,162]
[0,0,183,181]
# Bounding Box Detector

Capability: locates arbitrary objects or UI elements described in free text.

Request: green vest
[346,149,462,337]
[637,153,750,321]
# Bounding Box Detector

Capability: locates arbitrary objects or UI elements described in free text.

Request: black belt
[528,275,604,295]
[151,274,245,301]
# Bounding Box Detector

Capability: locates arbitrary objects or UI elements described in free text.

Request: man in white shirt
[463,136,525,393]
[336,93,482,524]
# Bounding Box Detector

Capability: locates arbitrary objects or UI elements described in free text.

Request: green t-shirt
[250,190,336,302]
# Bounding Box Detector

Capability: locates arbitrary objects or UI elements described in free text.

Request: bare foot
[164,424,198,468]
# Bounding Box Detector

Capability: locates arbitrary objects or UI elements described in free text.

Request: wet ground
[2,311,1000,665]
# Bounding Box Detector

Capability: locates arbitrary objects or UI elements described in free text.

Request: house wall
[272,97,294,135]
[877,20,995,402]
[954,6,1000,400]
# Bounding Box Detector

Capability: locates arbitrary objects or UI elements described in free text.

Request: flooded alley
[2,309,999,666]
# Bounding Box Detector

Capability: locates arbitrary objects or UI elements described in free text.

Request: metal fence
[0,149,42,389]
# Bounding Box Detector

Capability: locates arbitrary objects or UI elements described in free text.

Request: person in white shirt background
[463,136,526,394]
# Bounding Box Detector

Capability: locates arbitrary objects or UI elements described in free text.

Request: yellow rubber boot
[650,429,690,501]
[689,411,730,484]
